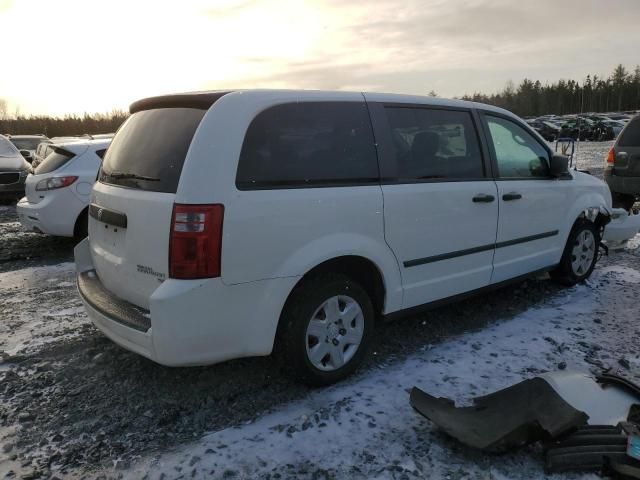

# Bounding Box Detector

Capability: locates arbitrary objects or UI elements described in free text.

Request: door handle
[502,192,522,201]
[472,194,495,203]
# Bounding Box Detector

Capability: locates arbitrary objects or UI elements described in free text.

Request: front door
[368,102,499,309]
[481,113,570,283]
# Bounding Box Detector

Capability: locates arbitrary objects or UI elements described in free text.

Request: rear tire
[276,273,375,386]
[550,219,599,286]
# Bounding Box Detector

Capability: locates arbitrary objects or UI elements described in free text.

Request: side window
[485,115,550,178]
[384,107,484,180]
[236,102,378,189]
[95,149,107,159]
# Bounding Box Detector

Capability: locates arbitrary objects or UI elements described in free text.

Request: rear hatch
[614,117,640,176]
[89,106,207,308]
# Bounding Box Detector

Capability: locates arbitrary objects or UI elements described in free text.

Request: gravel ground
[0,141,637,480]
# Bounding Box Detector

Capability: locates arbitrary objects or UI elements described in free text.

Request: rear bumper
[16,191,84,237]
[604,168,640,196]
[74,238,300,366]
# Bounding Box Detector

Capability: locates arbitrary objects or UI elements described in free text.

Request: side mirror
[549,154,570,178]
[19,150,33,162]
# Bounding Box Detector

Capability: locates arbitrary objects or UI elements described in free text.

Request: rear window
[236,102,378,189]
[618,118,640,147]
[99,108,206,193]
[34,147,75,175]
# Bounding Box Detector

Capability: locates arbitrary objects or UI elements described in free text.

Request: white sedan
[17,138,110,238]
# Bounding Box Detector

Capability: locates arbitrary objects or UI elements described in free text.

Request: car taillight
[169,204,224,279]
[35,176,78,191]
[606,148,615,164]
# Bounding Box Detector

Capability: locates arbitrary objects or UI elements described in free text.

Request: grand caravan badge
[137,264,166,281]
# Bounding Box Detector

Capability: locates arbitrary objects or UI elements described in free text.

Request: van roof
[129,89,516,118]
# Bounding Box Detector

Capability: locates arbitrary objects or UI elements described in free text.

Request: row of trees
[460,64,640,117]
[0,107,128,137]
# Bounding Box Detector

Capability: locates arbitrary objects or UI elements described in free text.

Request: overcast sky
[1,0,639,116]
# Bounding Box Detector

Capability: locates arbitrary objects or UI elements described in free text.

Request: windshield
[0,137,18,157]
[99,108,206,193]
[10,138,47,151]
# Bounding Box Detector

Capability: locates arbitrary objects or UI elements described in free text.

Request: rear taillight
[169,204,224,279]
[35,176,78,191]
[606,148,615,164]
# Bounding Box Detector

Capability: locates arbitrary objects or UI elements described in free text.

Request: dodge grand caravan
[75,90,612,385]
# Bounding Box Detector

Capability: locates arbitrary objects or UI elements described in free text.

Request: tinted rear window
[34,147,75,175]
[99,108,206,193]
[236,102,378,189]
[619,118,640,147]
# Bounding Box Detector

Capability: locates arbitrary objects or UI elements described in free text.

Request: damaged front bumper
[602,208,640,243]
[410,376,588,453]
[411,372,640,476]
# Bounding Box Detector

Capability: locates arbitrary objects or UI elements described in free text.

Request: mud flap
[410,378,588,452]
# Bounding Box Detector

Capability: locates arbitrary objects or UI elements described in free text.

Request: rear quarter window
[618,118,640,147]
[236,102,378,189]
[99,108,206,193]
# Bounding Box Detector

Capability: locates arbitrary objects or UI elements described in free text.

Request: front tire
[277,273,375,386]
[550,219,599,286]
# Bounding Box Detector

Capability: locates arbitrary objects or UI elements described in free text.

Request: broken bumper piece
[411,372,640,477]
[409,377,588,452]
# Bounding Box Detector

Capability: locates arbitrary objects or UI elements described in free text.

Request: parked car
[7,134,51,164]
[530,120,561,141]
[605,114,640,210]
[0,134,31,201]
[558,118,594,141]
[17,138,111,237]
[75,90,613,386]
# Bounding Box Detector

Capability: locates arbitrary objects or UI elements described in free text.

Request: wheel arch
[296,256,387,314]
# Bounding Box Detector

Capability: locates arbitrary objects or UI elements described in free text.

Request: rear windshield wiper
[106,171,160,182]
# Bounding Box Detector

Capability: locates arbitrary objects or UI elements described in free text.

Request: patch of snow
[0,262,87,355]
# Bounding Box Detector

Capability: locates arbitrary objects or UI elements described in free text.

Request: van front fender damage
[582,205,611,231]
[583,206,612,252]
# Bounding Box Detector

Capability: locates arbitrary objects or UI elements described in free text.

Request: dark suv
[605,115,640,210]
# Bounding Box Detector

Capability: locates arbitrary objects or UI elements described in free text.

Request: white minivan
[75,90,612,385]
